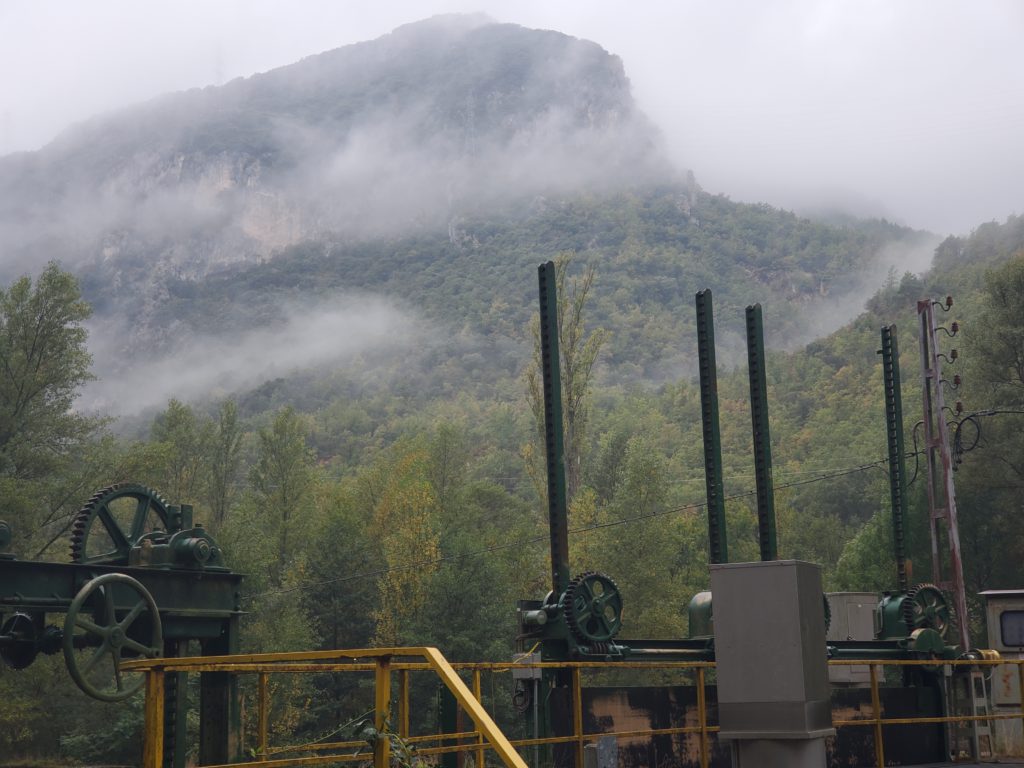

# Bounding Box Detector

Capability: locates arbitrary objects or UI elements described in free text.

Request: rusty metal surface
[917,298,970,652]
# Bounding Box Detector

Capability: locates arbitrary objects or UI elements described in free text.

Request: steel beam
[745,304,777,561]
[880,325,910,593]
[538,261,571,596]
[696,289,728,564]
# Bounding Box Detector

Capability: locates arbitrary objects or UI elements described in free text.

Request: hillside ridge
[0,15,667,281]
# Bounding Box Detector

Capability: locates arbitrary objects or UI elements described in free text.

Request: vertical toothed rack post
[746,304,777,561]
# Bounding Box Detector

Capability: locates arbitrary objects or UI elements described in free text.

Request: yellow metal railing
[829,657,1024,768]
[125,650,1024,768]
[126,647,530,768]
[124,651,719,768]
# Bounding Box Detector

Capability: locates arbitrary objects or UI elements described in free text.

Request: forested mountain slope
[0,15,932,412]
[76,182,930,413]
[0,15,664,282]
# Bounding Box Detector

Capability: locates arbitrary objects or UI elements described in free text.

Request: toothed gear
[69,484,169,565]
[903,583,955,642]
[563,571,623,644]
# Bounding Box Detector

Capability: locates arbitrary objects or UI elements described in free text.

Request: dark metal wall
[573,686,944,768]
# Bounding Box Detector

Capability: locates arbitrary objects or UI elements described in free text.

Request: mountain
[0,15,666,282]
[0,15,935,416]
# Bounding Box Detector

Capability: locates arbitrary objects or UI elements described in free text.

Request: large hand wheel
[63,573,163,701]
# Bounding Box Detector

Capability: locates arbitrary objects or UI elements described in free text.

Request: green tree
[204,399,244,528]
[0,263,99,480]
[0,263,108,557]
[249,409,313,589]
[969,253,1024,402]
[239,407,317,589]
[369,444,440,645]
[219,405,318,727]
[525,256,607,503]
[426,423,469,515]
[149,399,212,503]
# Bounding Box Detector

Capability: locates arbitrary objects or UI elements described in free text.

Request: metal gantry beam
[695,289,728,564]
[745,304,777,561]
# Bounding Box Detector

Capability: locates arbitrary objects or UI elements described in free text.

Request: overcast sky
[1,1,1021,235]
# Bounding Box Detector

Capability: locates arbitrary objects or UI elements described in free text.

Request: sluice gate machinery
[0,483,243,768]
[516,265,991,766]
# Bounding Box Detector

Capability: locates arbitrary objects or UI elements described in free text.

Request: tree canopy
[0,263,98,480]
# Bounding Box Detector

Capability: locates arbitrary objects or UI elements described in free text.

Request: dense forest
[2,210,1023,763]
[77,183,927,383]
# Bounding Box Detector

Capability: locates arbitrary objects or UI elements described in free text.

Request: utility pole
[918,297,970,652]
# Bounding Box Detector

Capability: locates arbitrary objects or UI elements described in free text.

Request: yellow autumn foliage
[371,449,441,645]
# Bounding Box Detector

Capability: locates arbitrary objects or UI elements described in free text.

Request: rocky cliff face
[0,15,670,283]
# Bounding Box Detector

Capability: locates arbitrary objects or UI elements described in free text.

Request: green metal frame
[695,290,728,565]
[0,538,242,768]
[745,304,777,561]
[880,325,910,593]
[538,261,571,596]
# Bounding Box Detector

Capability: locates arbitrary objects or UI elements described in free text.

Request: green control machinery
[0,483,244,768]
[684,310,960,664]
[516,269,971,765]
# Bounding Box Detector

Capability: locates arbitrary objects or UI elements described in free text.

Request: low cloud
[786,232,942,349]
[80,294,423,415]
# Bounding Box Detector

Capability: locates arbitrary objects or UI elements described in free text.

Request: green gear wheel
[563,571,623,645]
[903,583,955,642]
[69,484,169,566]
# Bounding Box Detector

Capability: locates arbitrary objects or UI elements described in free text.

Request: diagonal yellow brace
[422,647,528,768]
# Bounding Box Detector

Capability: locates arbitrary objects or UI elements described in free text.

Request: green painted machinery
[0,483,243,768]
[518,271,976,764]
[682,297,961,664]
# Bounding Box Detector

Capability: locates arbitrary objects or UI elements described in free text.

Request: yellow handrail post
[375,655,392,768]
[572,667,584,768]
[1018,662,1024,730]
[473,669,485,768]
[142,668,165,768]
[399,669,410,739]
[869,663,885,768]
[697,667,708,768]
[258,671,270,760]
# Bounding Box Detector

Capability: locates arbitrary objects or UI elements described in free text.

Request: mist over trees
[0,16,935,414]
